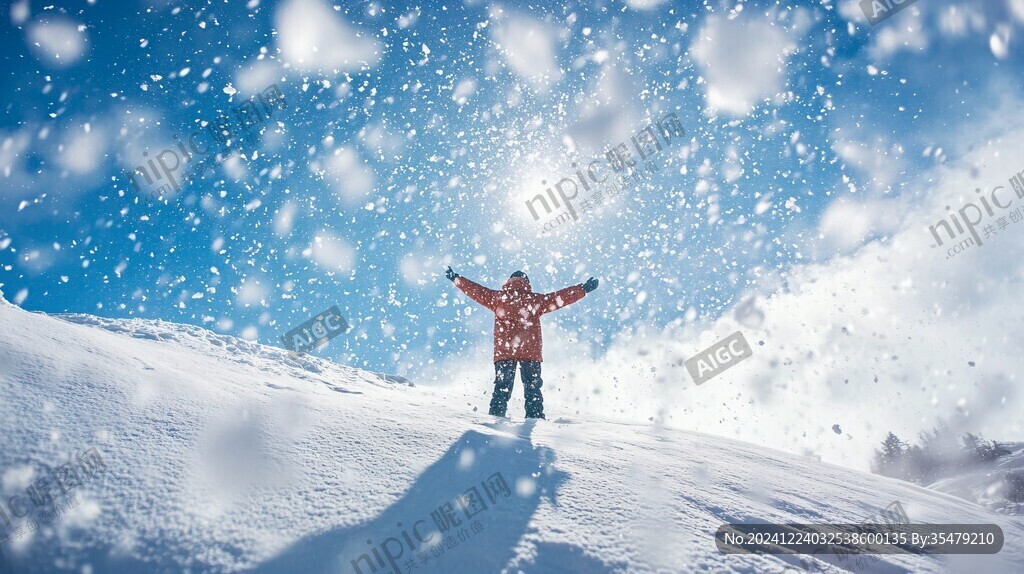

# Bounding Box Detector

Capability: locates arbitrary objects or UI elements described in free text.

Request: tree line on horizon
[871,422,1011,484]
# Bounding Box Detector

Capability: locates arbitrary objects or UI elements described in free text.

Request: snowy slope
[0,295,1022,574]
[928,444,1024,515]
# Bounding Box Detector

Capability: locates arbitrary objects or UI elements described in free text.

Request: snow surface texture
[0,297,1022,573]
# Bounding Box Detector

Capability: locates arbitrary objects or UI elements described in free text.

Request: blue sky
[1,0,1022,399]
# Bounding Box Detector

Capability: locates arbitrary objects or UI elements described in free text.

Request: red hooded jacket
[453,275,586,362]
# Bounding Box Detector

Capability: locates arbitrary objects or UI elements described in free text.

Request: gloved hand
[583,277,599,293]
[445,266,459,282]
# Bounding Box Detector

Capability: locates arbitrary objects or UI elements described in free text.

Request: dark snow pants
[489,360,545,419]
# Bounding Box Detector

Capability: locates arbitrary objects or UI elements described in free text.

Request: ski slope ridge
[0,295,1021,573]
[928,444,1024,514]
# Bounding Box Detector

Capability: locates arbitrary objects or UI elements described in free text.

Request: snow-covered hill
[0,295,1021,574]
[928,444,1024,515]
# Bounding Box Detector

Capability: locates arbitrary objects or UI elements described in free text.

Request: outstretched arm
[538,277,597,314]
[447,267,498,310]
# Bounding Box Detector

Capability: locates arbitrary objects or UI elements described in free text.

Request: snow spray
[524,111,685,230]
[685,330,753,385]
[124,83,286,199]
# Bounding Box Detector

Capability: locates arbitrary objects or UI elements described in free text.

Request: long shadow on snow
[256,421,567,574]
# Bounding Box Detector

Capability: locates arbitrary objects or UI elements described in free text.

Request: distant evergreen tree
[962,433,1008,463]
[1006,470,1024,504]
[871,432,907,478]
[903,444,927,482]
[871,424,1010,484]
[961,433,985,463]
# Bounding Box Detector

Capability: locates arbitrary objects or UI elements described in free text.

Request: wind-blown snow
[490,12,564,91]
[0,298,1021,573]
[929,443,1024,514]
[274,0,382,74]
[690,14,799,117]
[309,232,357,273]
[322,147,376,206]
[25,17,88,68]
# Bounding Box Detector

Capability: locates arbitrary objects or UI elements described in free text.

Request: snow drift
[0,295,1022,573]
[928,443,1024,515]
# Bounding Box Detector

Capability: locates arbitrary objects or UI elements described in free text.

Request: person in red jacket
[446,267,599,419]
